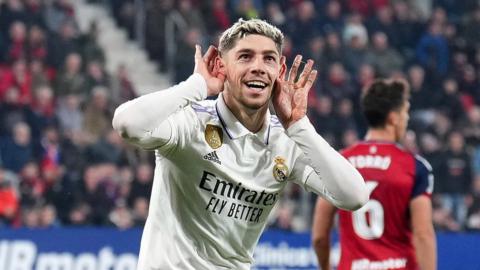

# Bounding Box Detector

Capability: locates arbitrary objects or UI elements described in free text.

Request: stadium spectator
[54,52,86,98]
[0,166,19,226]
[438,131,472,227]
[0,0,28,36]
[173,28,202,84]
[5,21,27,63]
[82,86,112,142]
[18,161,45,206]
[435,77,466,123]
[416,21,449,79]
[39,203,61,227]
[307,95,336,143]
[84,60,110,94]
[0,121,35,173]
[47,19,80,68]
[365,31,405,77]
[56,94,83,134]
[27,24,48,63]
[110,64,136,106]
[128,162,152,206]
[44,0,76,33]
[318,0,344,35]
[322,62,355,102]
[108,200,134,229]
[131,197,148,226]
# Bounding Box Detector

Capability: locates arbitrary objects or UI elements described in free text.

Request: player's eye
[239,54,250,60]
[265,55,276,62]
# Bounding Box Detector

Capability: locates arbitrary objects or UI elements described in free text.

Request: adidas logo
[203,151,221,165]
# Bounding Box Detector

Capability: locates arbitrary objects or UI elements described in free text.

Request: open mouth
[244,80,268,91]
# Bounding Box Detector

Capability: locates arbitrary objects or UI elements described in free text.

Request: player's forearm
[112,73,207,145]
[312,238,331,270]
[414,230,437,270]
[286,117,368,210]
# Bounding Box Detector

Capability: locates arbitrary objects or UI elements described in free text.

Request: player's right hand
[194,45,225,96]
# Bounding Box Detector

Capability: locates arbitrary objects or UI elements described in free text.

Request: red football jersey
[337,141,433,270]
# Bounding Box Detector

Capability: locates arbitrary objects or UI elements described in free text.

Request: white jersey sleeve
[112,73,207,150]
[286,117,368,210]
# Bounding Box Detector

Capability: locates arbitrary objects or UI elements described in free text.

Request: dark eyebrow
[236,48,279,56]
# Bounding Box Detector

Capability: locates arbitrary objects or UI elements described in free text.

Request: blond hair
[218,18,284,54]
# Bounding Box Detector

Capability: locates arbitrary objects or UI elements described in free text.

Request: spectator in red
[347,0,389,18]
[0,166,19,226]
[11,58,32,104]
[6,21,27,63]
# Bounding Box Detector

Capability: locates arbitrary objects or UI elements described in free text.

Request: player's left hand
[273,55,317,129]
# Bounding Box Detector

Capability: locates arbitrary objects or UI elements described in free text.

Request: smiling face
[220,34,284,112]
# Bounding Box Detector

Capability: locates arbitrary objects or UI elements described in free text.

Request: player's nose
[250,56,267,75]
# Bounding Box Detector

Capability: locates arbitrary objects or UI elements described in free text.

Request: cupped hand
[194,45,225,96]
[272,55,318,129]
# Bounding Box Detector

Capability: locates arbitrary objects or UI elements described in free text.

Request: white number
[352,181,384,239]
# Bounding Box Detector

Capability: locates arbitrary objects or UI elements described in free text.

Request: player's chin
[243,97,269,110]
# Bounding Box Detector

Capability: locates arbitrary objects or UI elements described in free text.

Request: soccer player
[312,79,437,270]
[113,19,368,270]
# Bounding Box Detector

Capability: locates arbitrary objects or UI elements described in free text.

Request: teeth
[246,81,267,88]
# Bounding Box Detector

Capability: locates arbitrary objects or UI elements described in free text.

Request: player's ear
[215,55,226,78]
[279,56,286,80]
[387,110,399,126]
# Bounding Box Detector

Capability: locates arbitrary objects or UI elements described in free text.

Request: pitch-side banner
[0,228,479,270]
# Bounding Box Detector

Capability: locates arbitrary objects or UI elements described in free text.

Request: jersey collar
[215,93,271,145]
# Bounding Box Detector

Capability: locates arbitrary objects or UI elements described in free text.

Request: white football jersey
[137,95,314,270]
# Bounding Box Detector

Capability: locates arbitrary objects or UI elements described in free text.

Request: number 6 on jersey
[352,181,384,240]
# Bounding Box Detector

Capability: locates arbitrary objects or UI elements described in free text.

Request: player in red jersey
[312,79,436,270]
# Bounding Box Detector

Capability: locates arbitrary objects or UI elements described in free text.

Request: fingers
[205,46,220,74]
[194,44,203,64]
[303,69,318,93]
[288,55,302,84]
[204,45,217,62]
[297,59,314,87]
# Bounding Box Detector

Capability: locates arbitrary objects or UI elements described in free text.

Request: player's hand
[272,55,317,129]
[194,44,225,96]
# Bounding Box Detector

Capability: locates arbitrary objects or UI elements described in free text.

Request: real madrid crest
[273,156,289,182]
[205,124,223,149]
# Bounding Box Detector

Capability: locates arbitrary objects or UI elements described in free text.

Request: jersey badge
[273,156,289,182]
[205,124,223,149]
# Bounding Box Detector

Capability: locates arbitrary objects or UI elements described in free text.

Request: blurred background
[0,0,480,269]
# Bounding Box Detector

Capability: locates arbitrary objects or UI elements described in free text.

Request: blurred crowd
[0,0,144,229]
[2,0,480,233]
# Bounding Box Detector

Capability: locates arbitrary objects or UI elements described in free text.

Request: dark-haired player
[312,79,436,270]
